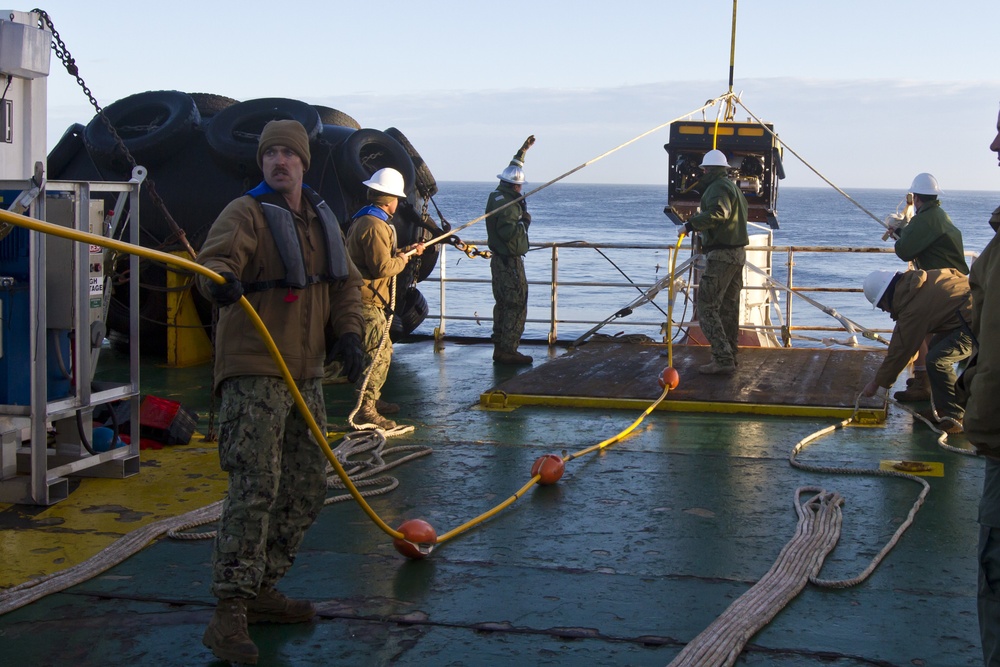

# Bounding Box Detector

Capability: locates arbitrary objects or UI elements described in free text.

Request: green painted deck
[0,339,985,666]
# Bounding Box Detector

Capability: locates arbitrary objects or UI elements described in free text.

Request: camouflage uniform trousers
[697,247,746,366]
[359,302,393,404]
[211,375,329,600]
[491,254,528,352]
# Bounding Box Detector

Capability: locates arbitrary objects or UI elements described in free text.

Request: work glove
[208,271,243,307]
[520,210,531,224]
[521,135,536,152]
[326,332,364,383]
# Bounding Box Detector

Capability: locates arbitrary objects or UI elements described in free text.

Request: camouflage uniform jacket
[197,192,364,390]
[874,268,972,388]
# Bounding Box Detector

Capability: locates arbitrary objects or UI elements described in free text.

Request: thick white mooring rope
[668,487,843,667]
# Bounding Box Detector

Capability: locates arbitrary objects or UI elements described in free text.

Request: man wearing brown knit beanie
[196,119,365,665]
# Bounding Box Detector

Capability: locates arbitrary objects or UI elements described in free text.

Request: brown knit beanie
[257,119,311,171]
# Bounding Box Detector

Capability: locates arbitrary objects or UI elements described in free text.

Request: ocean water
[412,182,1000,345]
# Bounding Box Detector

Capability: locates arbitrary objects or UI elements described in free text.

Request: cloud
[315,78,1000,191]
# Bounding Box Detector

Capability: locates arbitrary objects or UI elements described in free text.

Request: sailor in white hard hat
[345,167,424,430]
[486,134,536,365]
[860,267,973,434]
[890,172,969,401]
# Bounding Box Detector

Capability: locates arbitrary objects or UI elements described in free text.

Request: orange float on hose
[393,519,437,559]
[658,366,680,390]
[531,454,565,485]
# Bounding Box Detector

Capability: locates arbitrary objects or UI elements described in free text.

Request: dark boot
[376,399,400,415]
[203,598,258,665]
[247,586,316,624]
[894,372,929,401]
[698,360,736,375]
[493,350,533,365]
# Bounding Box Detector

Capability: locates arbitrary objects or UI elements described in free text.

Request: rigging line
[743,260,890,345]
[402,96,732,257]
[732,97,889,232]
[592,246,670,319]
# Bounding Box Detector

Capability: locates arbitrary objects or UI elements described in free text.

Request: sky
[28,0,1000,191]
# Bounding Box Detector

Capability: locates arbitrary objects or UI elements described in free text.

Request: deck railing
[418,241,976,348]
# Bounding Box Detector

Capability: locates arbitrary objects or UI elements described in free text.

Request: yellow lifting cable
[666,233,686,368]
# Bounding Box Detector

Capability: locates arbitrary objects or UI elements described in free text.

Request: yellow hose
[666,233,685,368]
[0,208,405,540]
[2,207,676,553]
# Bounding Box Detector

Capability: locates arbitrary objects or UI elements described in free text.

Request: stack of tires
[47,90,441,351]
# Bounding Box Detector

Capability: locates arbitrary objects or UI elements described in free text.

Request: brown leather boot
[203,598,258,665]
[894,372,929,401]
[354,402,397,430]
[247,586,316,624]
[376,399,400,415]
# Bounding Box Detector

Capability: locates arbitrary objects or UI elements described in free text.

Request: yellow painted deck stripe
[478,392,887,423]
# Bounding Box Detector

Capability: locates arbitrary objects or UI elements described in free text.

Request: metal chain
[34,9,198,259]
[427,194,492,260]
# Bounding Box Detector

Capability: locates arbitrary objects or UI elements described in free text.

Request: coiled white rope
[0,429,430,615]
[668,393,978,665]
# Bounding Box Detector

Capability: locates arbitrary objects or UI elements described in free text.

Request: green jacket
[485,146,531,257]
[965,208,1000,454]
[687,168,749,250]
[874,268,971,388]
[894,200,968,274]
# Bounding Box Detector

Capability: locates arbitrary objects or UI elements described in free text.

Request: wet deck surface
[488,342,888,420]
[0,339,986,666]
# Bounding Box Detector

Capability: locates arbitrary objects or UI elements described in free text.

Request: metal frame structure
[0,172,143,504]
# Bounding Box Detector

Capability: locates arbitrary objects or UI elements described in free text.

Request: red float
[531,454,566,485]
[393,519,437,560]
[658,366,680,390]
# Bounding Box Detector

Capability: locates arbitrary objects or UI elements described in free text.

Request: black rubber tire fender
[312,105,361,130]
[389,286,428,341]
[83,90,200,169]
[336,128,417,205]
[47,123,86,178]
[384,127,438,198]
[188,92,239,119]
[206,98,322,173]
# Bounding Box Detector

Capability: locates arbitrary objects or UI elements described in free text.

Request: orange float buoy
[658,366,680,390]
[393,519,437,559]
[531,454,566,485]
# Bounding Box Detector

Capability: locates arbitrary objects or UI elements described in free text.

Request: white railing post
[549,245,558,345]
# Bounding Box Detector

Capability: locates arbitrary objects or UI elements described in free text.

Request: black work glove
[520,210,531,224]
[326,332,364,383]
[208,271,243,307]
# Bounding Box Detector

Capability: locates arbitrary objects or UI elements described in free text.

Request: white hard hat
[700,149,730,168]
[863,270,897,308]
[363,167,407,198]
[497,164,525,184]
[909,172,943,197]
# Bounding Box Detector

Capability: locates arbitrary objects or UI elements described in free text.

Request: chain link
[34,9,198,259]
